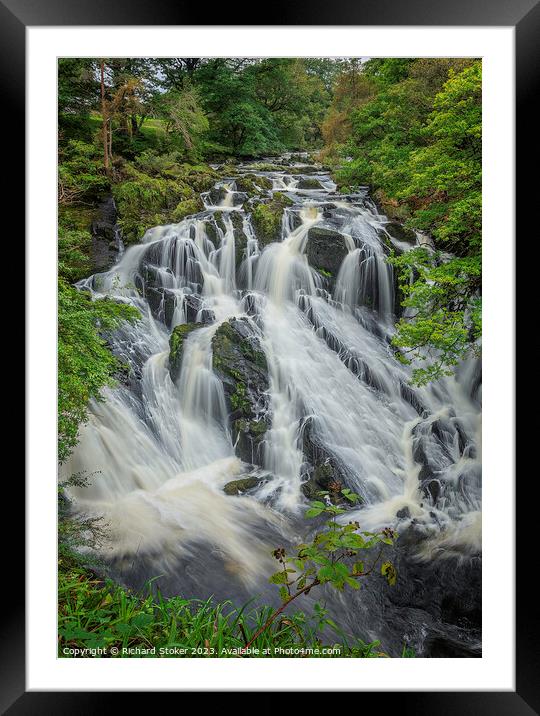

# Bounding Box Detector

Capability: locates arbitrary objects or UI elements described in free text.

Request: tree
[160,86,209,156]
[326,59,482,384]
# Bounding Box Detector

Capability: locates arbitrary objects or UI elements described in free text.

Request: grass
[58,562,394,658]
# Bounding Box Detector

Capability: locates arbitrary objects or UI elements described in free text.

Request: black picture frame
[9,0,538,710]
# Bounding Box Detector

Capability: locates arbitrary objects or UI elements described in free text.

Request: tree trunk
[100,61,110,174]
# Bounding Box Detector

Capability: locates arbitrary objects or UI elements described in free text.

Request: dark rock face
[168,323,203,382]
[229,211,249,270]
[384,221,417,245]
[300,417,348,500]
[91,196,122,272]
[387,542,482,657]
[208,185,245,207]
[212,318,270,465]
[306,226,348,277]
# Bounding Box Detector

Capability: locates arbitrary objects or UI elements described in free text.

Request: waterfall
[63,157,482,655]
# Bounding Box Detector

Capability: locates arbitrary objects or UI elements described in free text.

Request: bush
[58,139,110,204]
[58,279,139,462]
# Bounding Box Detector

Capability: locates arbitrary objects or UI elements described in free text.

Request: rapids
[64,156,482,656]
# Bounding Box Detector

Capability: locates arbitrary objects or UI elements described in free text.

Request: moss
[248,419,267,437]
[251,192,293,247]
[213,211,227,235]
[234,173,273,196]
[112,161,217,243]
[171,197,204,222]
[230,381,249,412]
[59,205,96,232]
[169,322,202,380]
[223,476,261,496]
[243,162,284,173]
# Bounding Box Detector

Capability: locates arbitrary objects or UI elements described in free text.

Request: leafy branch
[240,489,397,654]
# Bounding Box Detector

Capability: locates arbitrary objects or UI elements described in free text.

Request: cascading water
[63,157,482,656]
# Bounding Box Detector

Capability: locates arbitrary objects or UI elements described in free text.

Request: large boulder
[212,318,270,465]
[250,192,294,247]
[306,226,348,278]
[296,177,325,190]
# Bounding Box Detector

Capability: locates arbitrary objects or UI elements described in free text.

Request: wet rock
[228,211,249,269]
[384,221,417,245]
[223,476,262,495]
[399,382,429,418]
[212,318,270,465]
[426,480,441,503]
[91,196,122,272]
[234,173,273,195]
[396,506,411,520]
[306,226,348,277]
[168,322,203,382]
[251,193,294,247]
[412,418,454,484]
[301,417,348,501]
[296,177,325,190]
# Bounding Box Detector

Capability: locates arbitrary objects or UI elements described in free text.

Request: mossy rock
[213,211,228,235]
[246,162,286,173]
[171,197,204,222]
[251,192,294,247]
[234,173,273,195]
[212,318,270,465]
[296,177,324,190]
[169,322,203,382]
[223,476,261,496]
[232,175,257,195]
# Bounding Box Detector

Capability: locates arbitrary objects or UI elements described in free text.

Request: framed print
[9,0,538,709]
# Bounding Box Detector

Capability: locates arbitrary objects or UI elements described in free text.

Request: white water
[64,160,482,653]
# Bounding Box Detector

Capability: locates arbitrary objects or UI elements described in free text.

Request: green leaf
[381,561,397,587]
[269,571,289,585]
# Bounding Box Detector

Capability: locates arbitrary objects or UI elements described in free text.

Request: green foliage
[269,490,397,600]
[323,58,482,383]
[58,472,105,568]
[58,59,98,119]
[58,139,110,204]
[157,86,209,158]
[58,211,93,283]
[58,280,139,462]
[58,562,391,657]
[390,248,481,384]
